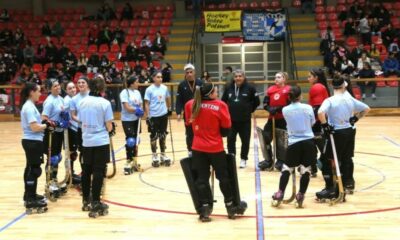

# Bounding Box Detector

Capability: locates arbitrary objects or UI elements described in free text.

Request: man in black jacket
[175,63,203,157]
[222,70,260,168]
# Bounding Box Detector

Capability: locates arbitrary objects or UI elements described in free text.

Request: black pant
[82,145,110,202]
[22,139,44,201]
[321,128,354,187]
[192,150,234,204]
[263,118,287,161]
[185,125,194,152]
[122,120,139,159]
[358,81,376,94]
[227,120,251,160]
[148,114,168,153]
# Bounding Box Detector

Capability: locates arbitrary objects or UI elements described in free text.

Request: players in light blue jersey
[283,101,315,146]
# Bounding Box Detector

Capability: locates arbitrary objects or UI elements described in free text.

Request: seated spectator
[382,24,395,49]
[88,24,99,45]
[383,52,400,77]
[122,61,132,78]
[14,27,24,45]
[138,68,151,98]
[389,39,399,54]
[64,51,77,77]
[51,21,64,38]
[16,66,33,85]
[349,44,365,67]
[77,52,88,73]
[112,27,125,45]
[375,4,390,27]
[98,26,113,46]
[57,43,70,63]
[23,41,35,66]
[41,22,52,37]
[147,62,157,77]
[121,2,133,20]
[46,62,58,79]
[369,43,381,60]
[97,3,116,21]
[126,41,138,61]
[152,31,167,56]
[133,60,143,75]
[370,18,382,37]
[358,14,371,45]
[161,62,172,83]
[99,54,110,72]
[35,43,47,64]
[221,66,234,83]
[328,55,342,77]
[0,28,13,46]
[201,70,212,82]
[45,41,58,63]
[0,9,10,22]
[108,62,119,79]
[319,34,331,57]
[139,35,152,63]
[344,18,357,37]
[325,26,335,43]
[87,54,100,73]
[341,55,355,75]
[357,52,371,71]
[358,62,376,100]
[349,2,363,20]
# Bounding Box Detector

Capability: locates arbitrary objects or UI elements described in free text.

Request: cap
[184,63,195,71]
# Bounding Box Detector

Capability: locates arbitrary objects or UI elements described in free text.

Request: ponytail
[20,82,38,108]
[191,86,202,121]
[311,68,331,97]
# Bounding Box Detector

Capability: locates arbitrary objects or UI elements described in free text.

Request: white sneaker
[240,159,247,168]
[152,153,159,162]
[160,153,170,162]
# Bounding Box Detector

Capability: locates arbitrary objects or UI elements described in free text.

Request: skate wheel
[295,202,303,209]
[89,212,98,218]
[37,208,47,214]
[271,200,281,207]
[49,196,57,202]
[100,209,109,216]
[26,208,33,215]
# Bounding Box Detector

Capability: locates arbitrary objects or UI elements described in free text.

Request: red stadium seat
[140,60,148,68]
[161,19,172,27]
[137,27,147,35]
[270,0,281,9]
[327,13,338,21]
[152,12,162,19]
[32,64,43,73]
[337,5,347,13]
[330,21,340,29]
[352,86,362,100]
[110,20,119,28]
[155,5,165,12]
[160,27,169,35]
[239,2,249,9]
[107,52,118,62]
[375,76,386,87]
[318,21,328,30]
[99,44,109,54]
[131,20,140,27]
[315,14,326,22]
[218,3,227,10]
[148,27,158,35]
[347,0,355,4]
[115,61,124,71]
[250,2,259,9]
[315,6,325,14]
[207,4,217,10]
[337,0,345,4]
[164,12,174,19]
[127,28,136,36]
[315,0,324,6]
[383,3,392,11]
[87,44,97,54]
[140,20,150,27]
[110,44,120,53]
[229,2,238,9]
[260,1,270,8]
[165,5,175,12]
[326,6,336,13]
[120,20,130,28]
[292,0,301,8]
[151,19,161,27]
[346,36,358,48]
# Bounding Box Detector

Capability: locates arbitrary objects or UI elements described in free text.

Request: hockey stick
[329,134,345,205]
[268,116,276,171]
[132,118,143,172]
[45,131,57,202]
[283,169,296,204]
[106,136,117,179]
[59,129,72,188]
[168,116,175,164]
[211,168,216,203]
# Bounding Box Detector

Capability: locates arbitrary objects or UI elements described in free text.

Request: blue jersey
[78,96,113,147]
[64,95,78,131]
[319,92,369,130]
[144,84,170,117]
[119,88,143,121]
[42,94,64,132]
[283,102,315,145]
[21,100,44,141]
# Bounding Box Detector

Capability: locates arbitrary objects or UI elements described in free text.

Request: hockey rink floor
[0,116,399,240]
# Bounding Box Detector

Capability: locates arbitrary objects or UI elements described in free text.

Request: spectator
[341,55,355,75]
[201,70,212,82]
[152,31,167,56]
[51,21,64,38]
[161,62,172,83]
[349,44,365,66]
[77,52,88,73]
[98,26,113,46]
[121,2,133,20]
[87,54,100,73]
[0,28,13,46]
[14,27,24,45]
[122,61,132,78]
[99,54,110,72]
[375,4,390,26]
[64,51,77,77]
[221,66,234,83]
[57,43,70,63]
[369,43,381,60]
[108,62,119,79]
[0,9,10,22]
[147,62,157,77]
[138,68,151,98]
[357,52,371,71]
[88,24,100,45]
[97,3,116,21]
[45,41,57,63]
[23,41,35,66]
[344,18,357,37]
[349,2,362,20]
[382,24,395,48]
[389,39,399,54]
[112,27,125,45]
[41,22,52,37]
[301,0,314,14]
[328,55,342,77]
[319,34,331,57]
[126,41,138,62]
[370,18,382,37]
[383,52,400,77]
[139,35,152,63]
[133,60,143,75]
[358,62,376,100]
[358,14,371,45]
[36,43,47,64]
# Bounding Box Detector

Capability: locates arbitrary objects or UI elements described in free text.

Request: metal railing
[285,8,299,81]
[187,15,200,65]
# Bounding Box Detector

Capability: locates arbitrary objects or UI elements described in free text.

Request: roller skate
[25,198,48,214]
[124,160,134,175]
[71,174,81,185]
[315,188,337,203]
[344,180,355,195]
[226,201,247,219]
[24,193,47,203]
[82,199,91,212]
[160,153,171,167]
[295,192,305,208]
[151,153,160,167]
[47,180,60,201]
[239,159,247,169]
[271,190,284,207]
[198,204,212,222]
[88,201,109,218]
[275,160,284,172]
[258,160,273,171]
[58,182,68,195]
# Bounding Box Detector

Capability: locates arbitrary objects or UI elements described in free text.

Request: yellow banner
[204,10,242,32]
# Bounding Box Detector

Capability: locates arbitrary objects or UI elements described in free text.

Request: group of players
[19,62,369,220]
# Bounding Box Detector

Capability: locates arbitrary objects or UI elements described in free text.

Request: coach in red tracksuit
[185,82,237,221]
[258,72,290,171]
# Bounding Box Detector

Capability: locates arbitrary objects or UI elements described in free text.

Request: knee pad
[126,137,136,148]
[50,155,61,166]
[150,132,158,141]
[299,165,312,175]
[281,164,292,173]
[32,166,42,178]
[70,152,78,161]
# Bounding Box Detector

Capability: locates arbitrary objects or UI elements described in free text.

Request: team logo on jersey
[274,93,280,100]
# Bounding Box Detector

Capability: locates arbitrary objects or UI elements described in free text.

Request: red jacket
[185,99,231,153]
[309,83,329,107]
[266,84,290,119]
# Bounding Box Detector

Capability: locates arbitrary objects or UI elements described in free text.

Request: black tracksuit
[222,81,260,160]
[175,78,203,151]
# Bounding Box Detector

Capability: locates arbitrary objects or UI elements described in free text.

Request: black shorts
[325,127,354,161]
[22,139,44,165]
[82,144,110,166]
[43,130,63,156]
[285,139,317,168]
[148,114,168,134]
[122,120,140,138]
[68,128,78,152]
